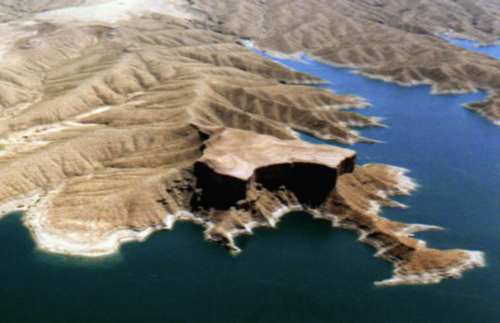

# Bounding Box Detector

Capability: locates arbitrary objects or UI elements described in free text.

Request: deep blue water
[1,40,500,322]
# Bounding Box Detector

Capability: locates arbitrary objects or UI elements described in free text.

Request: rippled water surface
[1,40,499,323]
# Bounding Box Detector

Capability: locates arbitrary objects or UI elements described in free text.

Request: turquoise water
[1,41,500,322]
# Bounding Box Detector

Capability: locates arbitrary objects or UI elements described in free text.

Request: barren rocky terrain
[194,0,500,124]
[0,0,497,285]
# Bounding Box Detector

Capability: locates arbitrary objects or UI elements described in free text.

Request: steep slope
[0,15,382,232]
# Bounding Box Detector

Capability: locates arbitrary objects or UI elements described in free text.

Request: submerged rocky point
[0,0,497,286]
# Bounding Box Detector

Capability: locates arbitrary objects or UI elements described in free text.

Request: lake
[0,39,499,322]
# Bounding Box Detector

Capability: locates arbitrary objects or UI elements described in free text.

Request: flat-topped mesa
[193,129,356,209]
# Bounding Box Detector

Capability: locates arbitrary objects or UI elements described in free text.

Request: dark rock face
[254,163,338,207]
[338,155,357,174]
[192,159,354,210]
[191,162,247,210]
[192,129,357,211]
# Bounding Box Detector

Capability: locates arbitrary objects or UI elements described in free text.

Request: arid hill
[194,0,500,124]
[0,0,494,285]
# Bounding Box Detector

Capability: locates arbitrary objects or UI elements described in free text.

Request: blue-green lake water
[1,40,499,322]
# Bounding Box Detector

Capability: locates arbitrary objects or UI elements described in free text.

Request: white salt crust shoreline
[297,126,383,146]
[242,38,390,141]
[245,41,499,138]
[0,165,485,285]
[25,201,200,258]
[0,191,44,218]
[209,204,305,255]
[304,54,500,127]
[0,185,199,258]
[0,35,489,284]
[332,167,484,286]
[375,251,486,286]
[351,70,500,127]
[256,202,486,287]
[307,52,480,93]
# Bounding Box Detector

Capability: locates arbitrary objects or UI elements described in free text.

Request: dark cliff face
[191,162,248,210]
[338,155,357,174]
[254,163,338,208]
[192,158,357,211]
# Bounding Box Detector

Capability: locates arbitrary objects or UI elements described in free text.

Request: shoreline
[304,53,499,127]
[0,36,491,287]
[0,164,486,287]
[331,167,486,287]
[246,42,499,127]
[24,199,201,258]
[375,250,486,286]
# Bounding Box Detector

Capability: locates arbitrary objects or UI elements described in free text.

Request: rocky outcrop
[197,128,356,182]
[0,127,485,286]
[195,129,356,208]
[189,130,485,286]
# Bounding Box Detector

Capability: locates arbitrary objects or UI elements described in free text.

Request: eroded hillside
[0,12,386,256]
[194,0,500,124]
[0,0,494,285]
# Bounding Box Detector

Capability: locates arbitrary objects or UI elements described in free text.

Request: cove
[1,43,500,323]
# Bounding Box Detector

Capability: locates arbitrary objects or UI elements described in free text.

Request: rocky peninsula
[0,127,485,286]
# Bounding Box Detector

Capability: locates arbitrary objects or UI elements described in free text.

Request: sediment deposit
[0,0,491,285]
